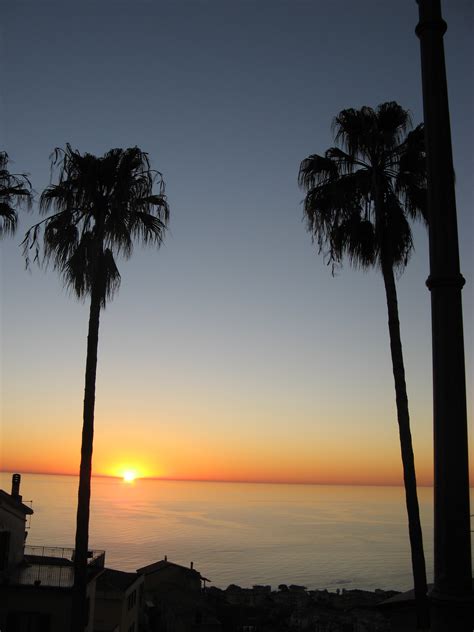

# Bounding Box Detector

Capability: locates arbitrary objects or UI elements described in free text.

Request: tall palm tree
[23,145,170,631]
[298,102,429,629]
[0,151,32,237]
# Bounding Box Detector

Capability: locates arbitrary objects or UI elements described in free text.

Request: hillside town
[1,474,422,632]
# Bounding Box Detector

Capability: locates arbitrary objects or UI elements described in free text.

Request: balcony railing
[5,546,105,588]
[24,545,105,567]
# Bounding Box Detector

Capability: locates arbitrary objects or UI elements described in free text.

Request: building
[0,473,33,577]
[137,557,219,632]
[1,476,221,632]
[137,556,209,595]
[0,474,104,632]
[377,584,474,632]
[94,567,144,632]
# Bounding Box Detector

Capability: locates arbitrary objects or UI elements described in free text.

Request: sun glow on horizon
[102,460,154,482]
[122,470,137,483]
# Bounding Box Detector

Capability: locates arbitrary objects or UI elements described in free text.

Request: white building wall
[0,498,28,572]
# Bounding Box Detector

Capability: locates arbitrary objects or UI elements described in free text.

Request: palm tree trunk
[71,278,102,632]
[381,260,430,630]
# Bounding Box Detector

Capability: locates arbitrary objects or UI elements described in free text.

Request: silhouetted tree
[298,102,429,629]
[23,145,169,632]
[0,151,32,237]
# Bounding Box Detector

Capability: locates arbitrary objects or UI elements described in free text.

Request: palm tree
[23,145,170,632]
[0,151,32,237]
[298,102,429,629]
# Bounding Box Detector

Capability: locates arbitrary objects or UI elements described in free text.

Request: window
[127,589,137,610]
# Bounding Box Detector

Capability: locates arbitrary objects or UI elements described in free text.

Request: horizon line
[0,469,438,488]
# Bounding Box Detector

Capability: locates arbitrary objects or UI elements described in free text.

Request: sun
[123,470,137,483]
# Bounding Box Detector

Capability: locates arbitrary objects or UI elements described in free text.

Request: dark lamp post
[415,1,472,630]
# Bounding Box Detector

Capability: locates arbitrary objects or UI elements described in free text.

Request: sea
[2,472,471,593]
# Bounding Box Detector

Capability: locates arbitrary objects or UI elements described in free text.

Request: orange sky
[1,398,456,487]
[3,355,473,487]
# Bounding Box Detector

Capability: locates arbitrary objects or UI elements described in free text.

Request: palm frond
[126,210,169,247]
[99,249,121,307]
[298,153,339,190]
[63,231,97,299]
[376,102,412,149]
[25,144,170,304]
[333,106,378,159]
[0,202,18,237]
[381,193,414,271]
[325,147,369,173]
[331,214,378,270]
[303,170,372,223]
[299,102,426,276]
[0,151,33,237]
[395,124,428,223]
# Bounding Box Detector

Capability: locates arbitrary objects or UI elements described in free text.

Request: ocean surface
[2,472,471,592]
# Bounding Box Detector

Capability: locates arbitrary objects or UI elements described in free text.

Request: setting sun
[103,461,152,481]
[123,470,137,483]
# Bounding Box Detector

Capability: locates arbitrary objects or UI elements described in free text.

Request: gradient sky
[1,1,472,486]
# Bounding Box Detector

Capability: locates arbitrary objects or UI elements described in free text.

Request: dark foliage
[23,144,169,305]
[0,151,32,237]
[298,102,427,273]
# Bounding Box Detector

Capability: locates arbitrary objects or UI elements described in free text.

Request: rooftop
[0,489,33,516]
[137,558,209,582]
[96,568,142,593]
[137,559,199,575]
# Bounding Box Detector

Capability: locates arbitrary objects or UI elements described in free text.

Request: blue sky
[1,1,472,483]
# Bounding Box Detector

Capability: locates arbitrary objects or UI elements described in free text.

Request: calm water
[1,471,459,592]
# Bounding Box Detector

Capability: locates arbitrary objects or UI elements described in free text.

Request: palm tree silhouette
[0,151,32,237]
[23,145,169,632]
[298,102,429,629]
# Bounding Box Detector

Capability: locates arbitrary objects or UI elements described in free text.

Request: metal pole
[415,1,472,629]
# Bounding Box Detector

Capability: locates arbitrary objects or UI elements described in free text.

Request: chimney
[11,473,22,501]
[190,561,194,570]
[164,555,167,562]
